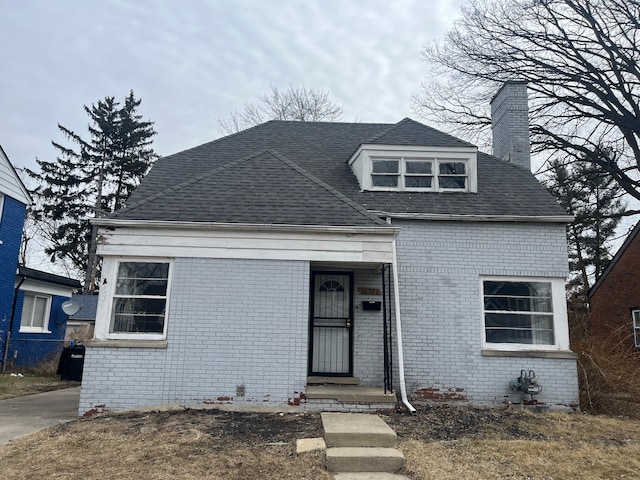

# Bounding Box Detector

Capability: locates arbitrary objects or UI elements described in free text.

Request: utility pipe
[2,276,26,374]
[391,239,416,414]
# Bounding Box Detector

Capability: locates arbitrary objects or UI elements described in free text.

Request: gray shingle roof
[120,118,566,224]
[365,118,475,147]
[114,150,387,226]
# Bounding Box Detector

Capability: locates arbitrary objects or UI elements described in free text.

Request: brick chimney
[490,81,531,171]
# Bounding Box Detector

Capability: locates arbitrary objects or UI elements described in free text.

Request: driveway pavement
[0,386,81,445]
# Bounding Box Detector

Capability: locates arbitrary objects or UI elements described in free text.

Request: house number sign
[357,288,382,296]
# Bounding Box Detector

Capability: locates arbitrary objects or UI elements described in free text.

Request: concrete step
[326,447,405,473]
[333,474,412,480]
[322,412,397,447]
[309,386,396,404]
[308,376,360,385]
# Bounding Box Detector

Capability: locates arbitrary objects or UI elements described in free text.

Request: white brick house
[79,82,579,414]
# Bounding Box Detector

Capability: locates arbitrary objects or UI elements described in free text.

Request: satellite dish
[61,300,82,316]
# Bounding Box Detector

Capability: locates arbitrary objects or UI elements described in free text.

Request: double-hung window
[482,278,568,350]
[370,157,467,191]
[632,310,640,348]
[110,261,170,338]
[438,161,467,189]
[405,160,433,188]
[20,292,51,333]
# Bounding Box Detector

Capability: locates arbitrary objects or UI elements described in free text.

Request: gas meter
[509,369,542,402]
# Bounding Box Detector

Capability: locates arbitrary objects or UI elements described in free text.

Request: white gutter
[391,238,416,414]
[91,218,401,235]
[370,212,574,223]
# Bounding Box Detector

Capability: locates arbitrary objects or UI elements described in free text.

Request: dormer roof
[365,117,474,148]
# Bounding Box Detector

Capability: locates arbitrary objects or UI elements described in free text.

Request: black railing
[382,264,394,393]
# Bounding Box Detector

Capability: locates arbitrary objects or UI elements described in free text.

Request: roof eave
[17,266,81,289]
[347,143,478,167]
[371,211,574,223]
[91,218,401,235]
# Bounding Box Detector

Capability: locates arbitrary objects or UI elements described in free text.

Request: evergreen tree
[543,153,626,294]
[26,91,157,287]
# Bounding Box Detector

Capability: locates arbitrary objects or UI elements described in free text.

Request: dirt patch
[383,404,549,441]
[102,407,325,444]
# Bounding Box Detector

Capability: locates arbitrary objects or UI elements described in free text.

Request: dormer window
[349,145,477,193]
[405,160,433,188]
[371,160,400,187]
[369,156,469,191]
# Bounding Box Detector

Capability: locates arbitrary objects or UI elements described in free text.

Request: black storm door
[309,272,353,376]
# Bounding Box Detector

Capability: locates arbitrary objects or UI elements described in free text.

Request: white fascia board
[348,143,478,166]
[17,278,75,297]
[94,222,398,264]
[92,218,399,235]
[373,211,574,223]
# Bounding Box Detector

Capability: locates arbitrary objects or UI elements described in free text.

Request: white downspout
[392,238,416,413]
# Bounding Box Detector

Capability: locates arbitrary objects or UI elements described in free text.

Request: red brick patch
[414,386,467,402]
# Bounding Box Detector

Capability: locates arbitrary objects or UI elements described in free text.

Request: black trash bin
[57,345,86,382]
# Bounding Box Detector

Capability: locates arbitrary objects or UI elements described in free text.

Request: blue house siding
[8,291,69,368]
[0,196,27,363]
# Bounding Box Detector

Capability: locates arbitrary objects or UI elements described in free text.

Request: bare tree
[217,84,344,135]
[414,0,640,199]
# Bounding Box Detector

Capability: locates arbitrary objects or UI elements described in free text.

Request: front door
[309,272,353,376]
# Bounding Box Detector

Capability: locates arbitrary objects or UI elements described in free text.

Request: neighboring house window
[19,292,51,333]
[482,277,568,350]
[370,157,467,191]
[632,310,640,348]
[0,193,4,226]
[110,261,170,337]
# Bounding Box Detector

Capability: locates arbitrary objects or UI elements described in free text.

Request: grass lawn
[0,373,79,400]
[1,404,639,479]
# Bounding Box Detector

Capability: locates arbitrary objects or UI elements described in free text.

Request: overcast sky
[3,1,636,277]
[1,0,466,174]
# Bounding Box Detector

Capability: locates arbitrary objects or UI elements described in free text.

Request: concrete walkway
[0,387,81,445]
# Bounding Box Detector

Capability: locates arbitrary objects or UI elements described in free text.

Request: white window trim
[632,309,640,348]
[480,276,570,352]
[19,292,52,334]
[349,145,478,193]
[0,193,4,225]
[370,156,470,192]
[95,257,173,341]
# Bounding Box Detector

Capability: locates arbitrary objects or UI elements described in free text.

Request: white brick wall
[79,219,578,414]
[79,258,310,414]
[393,220,579,408]
[353,267,386,385]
